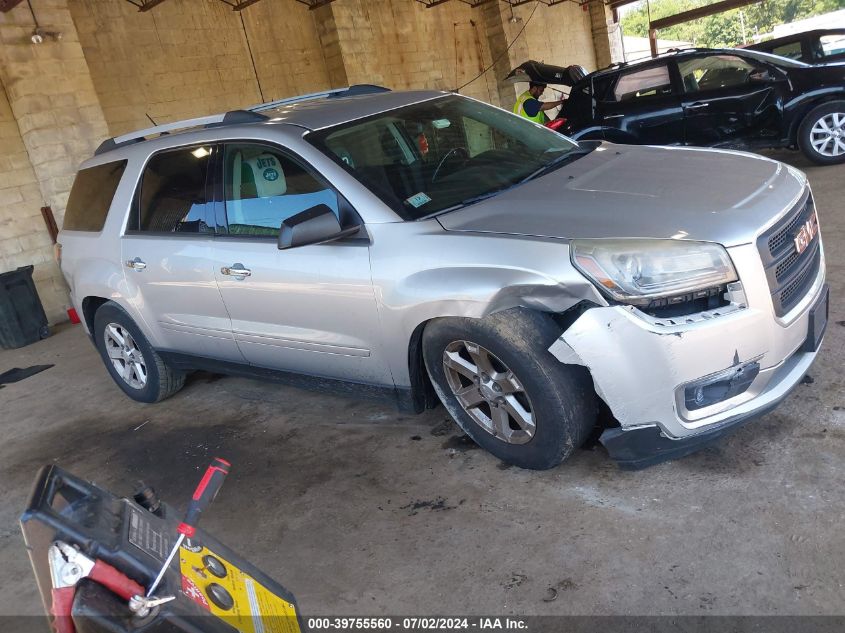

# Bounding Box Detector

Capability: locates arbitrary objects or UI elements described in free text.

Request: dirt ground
[1,149,843,622]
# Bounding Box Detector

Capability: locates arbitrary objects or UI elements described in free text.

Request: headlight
[571,239,738,306]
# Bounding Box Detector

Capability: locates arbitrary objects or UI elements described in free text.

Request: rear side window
[132,145,214,233]
[63,161,127,232]
[613,65,672,101]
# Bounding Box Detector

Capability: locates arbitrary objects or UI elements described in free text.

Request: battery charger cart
[20,464,305,633]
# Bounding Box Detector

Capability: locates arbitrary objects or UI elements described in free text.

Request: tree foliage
[621,0,845,47]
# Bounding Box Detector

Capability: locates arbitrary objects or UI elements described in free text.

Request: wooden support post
[40,206,59,245]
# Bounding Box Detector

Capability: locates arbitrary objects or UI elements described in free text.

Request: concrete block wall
[69,0,266,136]
[326,0,493,104]
[0,0,110,324]
[69,0,603,133]
[240,1,334,102]
[0,80,65,324]
[589,0,624,70]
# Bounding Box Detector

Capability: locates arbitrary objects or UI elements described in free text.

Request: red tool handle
[177,457,230,538]
[50,587,75,633]
[89,560,144,600]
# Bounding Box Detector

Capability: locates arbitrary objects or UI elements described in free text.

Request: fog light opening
[684,361,761,412]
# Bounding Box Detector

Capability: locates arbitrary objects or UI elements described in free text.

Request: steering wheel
[432,147,470,183]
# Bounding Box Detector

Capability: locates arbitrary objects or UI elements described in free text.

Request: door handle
[125,258,147,271]
[221,263,251,279]
[603,114,625,119]
[685,102,710,111]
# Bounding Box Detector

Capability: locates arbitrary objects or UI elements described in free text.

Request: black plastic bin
[0,265,50,349]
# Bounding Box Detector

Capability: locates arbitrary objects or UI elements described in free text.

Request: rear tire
[798,101,845,165]
[422,309,597,470]
[93,301,185,403]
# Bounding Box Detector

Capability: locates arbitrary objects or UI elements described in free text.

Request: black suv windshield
[306,95,578,220]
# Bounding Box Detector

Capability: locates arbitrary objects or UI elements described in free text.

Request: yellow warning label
[179,543,301,633]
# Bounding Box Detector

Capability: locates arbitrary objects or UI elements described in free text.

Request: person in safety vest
[513,81,564,124]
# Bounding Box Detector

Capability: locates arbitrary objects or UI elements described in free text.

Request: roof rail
[249,84,390,112]
[662,47,715,55]
[94,84,391,156]
[95,109,268,156]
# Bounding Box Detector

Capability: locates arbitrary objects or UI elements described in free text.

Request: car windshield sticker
[405,192,432,208]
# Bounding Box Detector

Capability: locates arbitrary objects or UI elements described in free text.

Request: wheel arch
[405,319,439,414]
[404,302,601,415]
[81,296,109,335]
[788,93,845,144]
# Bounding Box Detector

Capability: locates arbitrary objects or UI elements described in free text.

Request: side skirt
[158,351,421,413]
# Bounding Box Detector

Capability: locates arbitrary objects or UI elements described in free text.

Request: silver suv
[58,86,828,470]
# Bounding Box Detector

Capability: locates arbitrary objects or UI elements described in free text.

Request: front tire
[798,101,845,165]
[422,309,596,470]
[93,301,185,403]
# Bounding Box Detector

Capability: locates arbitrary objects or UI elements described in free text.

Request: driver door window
[677,55,755,93]
[222,144,339,237]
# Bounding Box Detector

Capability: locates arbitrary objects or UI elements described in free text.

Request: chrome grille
[780,248,821,308]
[775,250,800,282]
[756,190,821,317]
[767,210,806,253]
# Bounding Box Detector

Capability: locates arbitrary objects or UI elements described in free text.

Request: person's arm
[539,98,564,111]
[524,98,564,116]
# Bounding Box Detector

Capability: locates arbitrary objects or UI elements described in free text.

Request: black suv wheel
[798,101,845,165]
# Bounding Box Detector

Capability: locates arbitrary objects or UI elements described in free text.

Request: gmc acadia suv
[58,86,829,469]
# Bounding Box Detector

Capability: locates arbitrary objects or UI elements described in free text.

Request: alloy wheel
[441,340,536,444]
[104,323,147,389]
[810,112,845,157]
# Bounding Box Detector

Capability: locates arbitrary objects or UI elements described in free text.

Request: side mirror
[278,204,359,250]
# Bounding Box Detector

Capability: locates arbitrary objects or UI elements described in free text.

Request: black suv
[554,48,845,165]
[746,29,845,65]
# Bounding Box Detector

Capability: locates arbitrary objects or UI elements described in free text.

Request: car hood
[437,143,807,247]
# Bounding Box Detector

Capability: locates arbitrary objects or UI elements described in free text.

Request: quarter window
[770,41,803,60]
[135,146,213,233]
[818,33,845,59]
[222,145,339,237]
[64,160,127,232]
[613,65,672,101]
[677,55,755,93]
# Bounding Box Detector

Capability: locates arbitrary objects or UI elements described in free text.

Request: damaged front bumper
[549,242,828,469]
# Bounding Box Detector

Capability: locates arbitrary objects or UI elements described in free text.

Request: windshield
[306,95,579,220]
[739,49,810,68]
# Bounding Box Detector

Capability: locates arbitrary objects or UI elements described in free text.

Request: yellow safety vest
[513,91,547,124]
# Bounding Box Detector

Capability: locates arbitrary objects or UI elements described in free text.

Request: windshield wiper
[420,147,594,219]
[430,187,517,216]
[518,147,593,184]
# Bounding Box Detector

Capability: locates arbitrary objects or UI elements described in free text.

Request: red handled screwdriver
[146,458,230,597]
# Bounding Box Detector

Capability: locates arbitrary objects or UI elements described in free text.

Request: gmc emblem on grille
[794,211,819,255]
